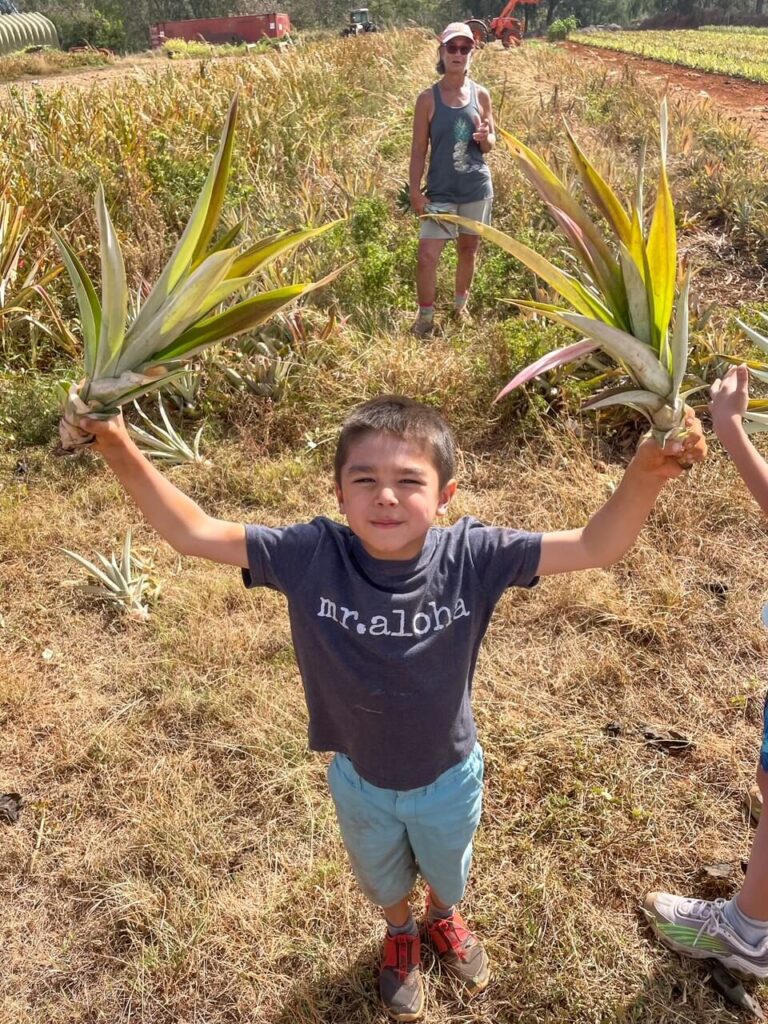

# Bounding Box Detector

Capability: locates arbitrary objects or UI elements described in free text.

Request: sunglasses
[445,42,473,54]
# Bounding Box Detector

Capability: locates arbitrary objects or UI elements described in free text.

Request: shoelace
[384,933,418,980]
[430,915,472,960]
[681,897,731,944]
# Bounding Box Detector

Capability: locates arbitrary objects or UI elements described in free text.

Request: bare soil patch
[567,41,768,147]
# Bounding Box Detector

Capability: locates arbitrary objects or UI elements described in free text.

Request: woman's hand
[411,191,430,216]
[472,118,491,145]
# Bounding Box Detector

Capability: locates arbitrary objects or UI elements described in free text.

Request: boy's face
[335,432,457,560]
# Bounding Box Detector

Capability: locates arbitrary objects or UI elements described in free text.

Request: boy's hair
[334,395,456,487]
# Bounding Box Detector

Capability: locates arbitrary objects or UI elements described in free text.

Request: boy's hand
[710,364,749,438]
[631,406,707,481]
[59,410,131,455]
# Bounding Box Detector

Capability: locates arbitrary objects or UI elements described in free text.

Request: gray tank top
[426,80,493,204]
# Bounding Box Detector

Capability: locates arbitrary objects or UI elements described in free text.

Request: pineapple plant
[437,99,692,446]
[57,94,338,450]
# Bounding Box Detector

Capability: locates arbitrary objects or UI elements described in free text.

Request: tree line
[13,0,768,57]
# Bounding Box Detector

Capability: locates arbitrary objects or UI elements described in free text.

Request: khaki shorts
[419,198,493,241]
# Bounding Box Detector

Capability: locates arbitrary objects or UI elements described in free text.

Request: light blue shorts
[327,743,484,908]
[419,198,493,240]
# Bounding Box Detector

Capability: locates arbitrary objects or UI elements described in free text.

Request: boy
[66,395,705,1022]
[644,363,768,978]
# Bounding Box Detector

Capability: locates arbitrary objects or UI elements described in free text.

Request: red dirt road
[566,40,768,146]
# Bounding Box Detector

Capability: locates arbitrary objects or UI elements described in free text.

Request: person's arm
[71,413,248,567]
[472,87,495,154]
[537,409,706,576]
[710,363,768,517]
[409,90,432,215]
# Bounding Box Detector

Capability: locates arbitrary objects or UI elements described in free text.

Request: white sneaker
[643,892,768,977]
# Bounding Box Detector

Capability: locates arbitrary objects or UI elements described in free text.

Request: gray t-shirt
[243,515,541,790]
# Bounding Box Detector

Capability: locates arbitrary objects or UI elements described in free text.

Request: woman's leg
[416,238,446,309]
[455,233,481,303]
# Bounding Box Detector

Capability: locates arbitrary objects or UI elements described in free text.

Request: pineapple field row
[571,27,768,83]
[2,31,768,1023]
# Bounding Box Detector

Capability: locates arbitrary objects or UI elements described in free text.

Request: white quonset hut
[0,12,59,56]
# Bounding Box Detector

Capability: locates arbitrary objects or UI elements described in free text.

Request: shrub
[547,16,578,41]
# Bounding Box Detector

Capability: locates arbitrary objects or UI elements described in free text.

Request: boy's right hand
[710,364,749,438]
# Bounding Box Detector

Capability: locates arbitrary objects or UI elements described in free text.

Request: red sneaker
[379,931,425,1021]
[425,897,490,997]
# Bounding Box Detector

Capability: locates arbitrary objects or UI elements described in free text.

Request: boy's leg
[643,764,768,977]
[404,743,490,996]
[327,754,425,1021]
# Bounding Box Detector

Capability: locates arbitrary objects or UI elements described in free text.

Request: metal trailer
[150,12,291,48]
[0,11,59,55]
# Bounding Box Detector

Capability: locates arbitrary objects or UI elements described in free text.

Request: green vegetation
[572,28,768,83]
[4,32,768,1024]
[547,15,579,40]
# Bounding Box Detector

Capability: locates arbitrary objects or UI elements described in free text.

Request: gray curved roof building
[0,12,59,55]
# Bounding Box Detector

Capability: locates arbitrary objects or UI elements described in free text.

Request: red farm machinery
[465,0,539,48]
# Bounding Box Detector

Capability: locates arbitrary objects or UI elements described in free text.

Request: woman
[409,22,496,338]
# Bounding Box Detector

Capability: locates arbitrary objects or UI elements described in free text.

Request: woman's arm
[409,90,432,215]
[473,86,496,154]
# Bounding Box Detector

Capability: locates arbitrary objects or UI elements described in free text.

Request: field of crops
[571,27,768,83]
[5,30,768,1024]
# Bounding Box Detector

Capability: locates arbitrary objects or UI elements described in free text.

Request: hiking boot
[451,305,472,326]
[379,931,425,1021]
[643,892,768,978]
[410,315,435,340]
[425,898,490,996]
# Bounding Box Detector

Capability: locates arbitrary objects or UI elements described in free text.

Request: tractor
[466,0,539,48]
[341,9,379,36]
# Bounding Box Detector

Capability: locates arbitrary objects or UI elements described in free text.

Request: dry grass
[3,330,768,1023]
[4,32,768,1024]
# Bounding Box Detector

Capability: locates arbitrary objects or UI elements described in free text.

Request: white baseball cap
[439,22,475,45]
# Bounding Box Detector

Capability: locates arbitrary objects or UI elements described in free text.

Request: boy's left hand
[632,406,707,481]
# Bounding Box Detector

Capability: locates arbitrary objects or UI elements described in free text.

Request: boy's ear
[334,481,344,512]
[437,479,457,516]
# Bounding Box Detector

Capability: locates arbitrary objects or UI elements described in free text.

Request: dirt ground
[566,40,768,147]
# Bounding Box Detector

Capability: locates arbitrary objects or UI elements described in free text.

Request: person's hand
[472,117,491,145]
[411,191,430,216]
[59,409,131,454]
[710,363,749,438]
[631,406,707,481]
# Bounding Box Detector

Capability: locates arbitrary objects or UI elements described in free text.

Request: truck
[149,12,291,49]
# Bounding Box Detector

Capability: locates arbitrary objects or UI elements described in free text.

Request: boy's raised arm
[72,413,248,568]
[537,408,706,577]
[710,364,768,518]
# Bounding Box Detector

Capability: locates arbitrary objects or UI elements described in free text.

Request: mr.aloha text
[317,596,471,637]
